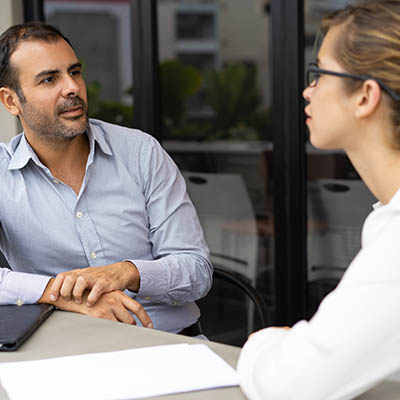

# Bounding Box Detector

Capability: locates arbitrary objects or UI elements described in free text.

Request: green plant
[204,63,262,131]
[248,107,273,141]
[160,60,202,126]
[86,81,134,127]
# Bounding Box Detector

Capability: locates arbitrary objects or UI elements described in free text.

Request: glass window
[43,0,274,345]
[158,0,273,345]
[44,0,134,128]
[304,0,376,318]
[176,12,215,39]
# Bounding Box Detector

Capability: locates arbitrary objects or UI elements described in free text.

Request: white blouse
[237,188,400,399]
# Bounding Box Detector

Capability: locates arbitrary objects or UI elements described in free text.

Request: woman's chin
[309,134,337,150]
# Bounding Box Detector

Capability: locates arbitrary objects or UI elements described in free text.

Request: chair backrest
[198,266,271,345]
[182,171,258,284]
[0,250,10,269]
[213,267,271,328]
[307,179,376,281]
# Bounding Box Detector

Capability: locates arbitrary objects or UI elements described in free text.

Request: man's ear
[0,87,21,117]
[354,79,381,119]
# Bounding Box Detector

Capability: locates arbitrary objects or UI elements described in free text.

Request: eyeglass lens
[307,70,319,87]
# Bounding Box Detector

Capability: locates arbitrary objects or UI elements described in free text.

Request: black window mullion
[272,0,307,326]
[130,0,162,141]
[24,0,45,22]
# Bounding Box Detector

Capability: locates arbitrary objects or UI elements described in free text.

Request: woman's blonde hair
[321,0,400,142]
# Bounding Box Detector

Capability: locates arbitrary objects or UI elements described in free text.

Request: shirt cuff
[126,258,170,298]
[1,270,52,304]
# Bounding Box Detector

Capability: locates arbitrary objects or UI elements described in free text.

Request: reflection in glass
[158,0,274,345]
[44,0,275,345]
[44,0,134,127]
[176,12,216,39]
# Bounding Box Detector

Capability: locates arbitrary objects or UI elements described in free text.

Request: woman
[237,1,400,399]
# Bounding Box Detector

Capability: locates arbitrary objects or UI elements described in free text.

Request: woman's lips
[304,108,312,123]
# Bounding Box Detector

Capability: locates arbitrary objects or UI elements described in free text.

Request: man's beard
[21,96,89,144]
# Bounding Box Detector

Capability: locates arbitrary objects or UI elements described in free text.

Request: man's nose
[61,74,80,97]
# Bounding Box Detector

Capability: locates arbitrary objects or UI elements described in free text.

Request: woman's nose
[303,85,313,102]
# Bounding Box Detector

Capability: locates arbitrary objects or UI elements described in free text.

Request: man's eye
[41,77,55,84]
[71,70,81,77]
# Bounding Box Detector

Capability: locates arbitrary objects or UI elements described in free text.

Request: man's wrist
[123,261,140,292]
[37,277,55,304]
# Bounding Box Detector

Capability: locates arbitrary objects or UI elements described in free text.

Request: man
[0,22,212,335]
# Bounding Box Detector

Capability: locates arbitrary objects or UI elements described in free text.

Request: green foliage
[84,61,272,141]
[160,60,202,126]
[167,121,213,141]
[248,107,273,141]
[86,81,134,127]
[86,80,101,116]
[165,63,272,141]
[204,63,262,130]
[93,100,134,127]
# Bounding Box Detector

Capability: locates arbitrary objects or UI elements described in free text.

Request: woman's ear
[0,87,21,117]
[354,79,381,119]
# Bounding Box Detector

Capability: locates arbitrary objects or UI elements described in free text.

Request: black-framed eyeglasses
[306,62,400,102]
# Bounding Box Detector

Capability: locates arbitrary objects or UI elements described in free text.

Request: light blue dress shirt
[0,119,213,333]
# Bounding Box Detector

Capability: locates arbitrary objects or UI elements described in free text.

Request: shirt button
[53,179,59,184]
[76,211,83,218]
[16,298,24,306]
[90,252,97,259]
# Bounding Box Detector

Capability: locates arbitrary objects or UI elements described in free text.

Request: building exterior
[159,0,271,107]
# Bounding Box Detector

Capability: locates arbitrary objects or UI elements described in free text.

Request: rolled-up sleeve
[128,137,213,305]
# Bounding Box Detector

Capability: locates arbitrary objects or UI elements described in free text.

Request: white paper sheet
[0,343,239,400]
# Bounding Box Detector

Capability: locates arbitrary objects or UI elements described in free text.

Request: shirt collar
[88,121,113,157]
[373,186,400,210]
[8,120,113,171]
[8,134,41,170]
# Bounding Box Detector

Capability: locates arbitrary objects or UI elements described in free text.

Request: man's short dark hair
[0,22,73,102]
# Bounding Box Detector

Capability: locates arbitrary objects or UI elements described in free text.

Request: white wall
[0,0,23,143]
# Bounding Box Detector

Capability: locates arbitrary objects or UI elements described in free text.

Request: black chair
[0,250,10,269]
[198,266,272,346]
[213,267,271,328]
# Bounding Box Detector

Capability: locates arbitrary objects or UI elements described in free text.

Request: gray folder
[0,304,54,351]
